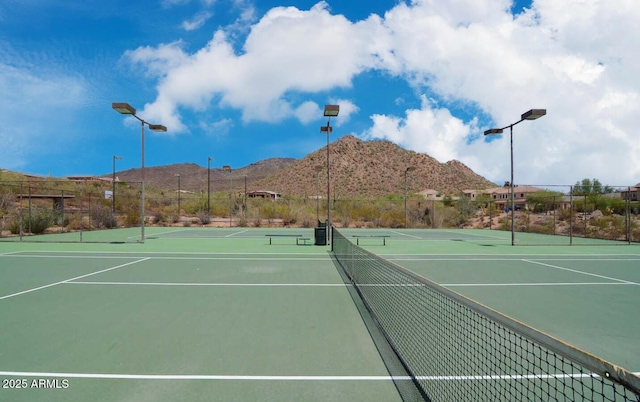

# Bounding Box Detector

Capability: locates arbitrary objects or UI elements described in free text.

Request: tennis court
[1,227,639,401]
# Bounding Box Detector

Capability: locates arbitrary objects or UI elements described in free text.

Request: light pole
[112,155,122,216]
[207,157,213,217]
[223,165,232,227]
[112,102,167,243]
[315,165,323,223]
[174,174,181,218]
[321,104,339,243]
[243,175,247,221]
[484,109,546,246]
[404,166,415,228]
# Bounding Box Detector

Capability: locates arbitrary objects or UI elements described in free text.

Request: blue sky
[1,0,638,187]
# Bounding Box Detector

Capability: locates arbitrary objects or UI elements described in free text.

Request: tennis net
[331,227,640,402]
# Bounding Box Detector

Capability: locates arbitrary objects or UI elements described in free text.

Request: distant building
[247,190,280,200]
[463,185,544,211]
[621,186,639,201]
[66,175,111,184]
[417,189,440,199]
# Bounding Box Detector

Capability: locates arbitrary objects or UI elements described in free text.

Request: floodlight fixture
[323,104,340,117]
[484,128,504,136]
[521,109,546,121]
[112,102,136,115]
[148,124,167,132]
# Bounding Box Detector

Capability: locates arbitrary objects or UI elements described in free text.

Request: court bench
[265,234,311,245]
[351,235,390,246]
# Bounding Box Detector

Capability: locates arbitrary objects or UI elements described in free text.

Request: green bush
[8,208,53,234]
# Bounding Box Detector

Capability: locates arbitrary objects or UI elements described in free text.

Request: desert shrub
[90,203,116,229]
[589,216,627,240]
[299,217,314,228]
[152,210,166,225]
[8,208,54,234]
[65,215,84,231]
[198,211,211,225]
[528,217,556,235]
[124,210,141,227]
[553,208,572,222]
[7,218,20,234]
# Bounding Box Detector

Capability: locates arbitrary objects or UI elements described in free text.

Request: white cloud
[126,1,382,127]
[362,96,472,163]
[294,101,321,124]
[126,0,640,186]
[361,0,640,186]
[200,117,234,137]
[0,62,87,170]
[182,11,213,31]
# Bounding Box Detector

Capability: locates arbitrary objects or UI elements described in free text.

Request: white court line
[381,254,640,260]
[442,282,633,287]
[0,258,150,301]
[67,281,346,287]
[3,255,145,260]
[1,370,638,381]
[389,230,422,239]
[1,254,329,261]
[225,230,249,237]
[126,228,188,239]
[0,251,25,256]
[65,281,634,288]
[522,259,639,285]
[387,257,640,262]
[3,250,327,256]
[440,230,507,240]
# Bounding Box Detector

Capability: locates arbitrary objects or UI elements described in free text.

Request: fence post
[569,187,573,246]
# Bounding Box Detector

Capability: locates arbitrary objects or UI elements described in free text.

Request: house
[620,186,639,201]
[417,189,441,200]
[461,189,481,200]
[462,185,544,211]
[247,190,281,200]
[66,175,111,184]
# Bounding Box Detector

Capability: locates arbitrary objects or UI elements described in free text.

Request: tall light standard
[315,165,323,223]
[484,109,546,246]
[223,165,232,227]
[207,157,213,217]
[321,104,339,242]
[243,175,247,221]
[404,166,415,228]
[112,102,167,243]
[112,155,122,216]
[174,174,181,218]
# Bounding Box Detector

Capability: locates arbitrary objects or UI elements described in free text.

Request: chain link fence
[2,180,638,245]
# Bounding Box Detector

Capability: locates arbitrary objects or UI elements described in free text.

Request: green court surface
[1,227,639,401]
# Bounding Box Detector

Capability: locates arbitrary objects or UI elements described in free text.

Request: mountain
[256,135,495,197]
[107,135,495,196]
[109,158,296,193]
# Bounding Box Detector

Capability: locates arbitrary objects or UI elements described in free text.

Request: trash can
[314,227,327,246]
